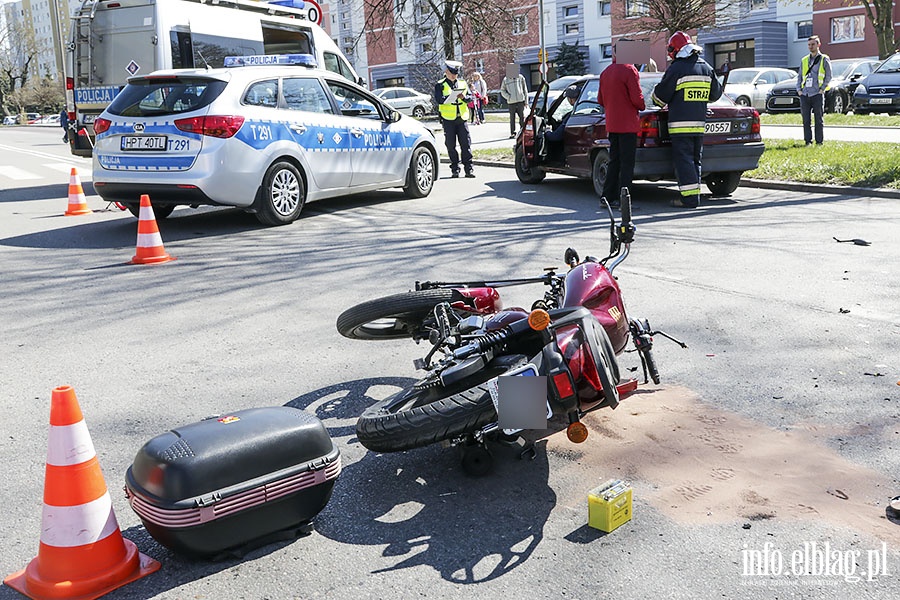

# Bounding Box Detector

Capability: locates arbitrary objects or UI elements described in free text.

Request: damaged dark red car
[515,72,765,197]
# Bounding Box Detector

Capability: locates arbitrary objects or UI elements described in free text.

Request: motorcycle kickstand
[496,431,536,461]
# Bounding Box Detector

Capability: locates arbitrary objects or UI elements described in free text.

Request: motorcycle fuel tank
[563,262,630,353]
[452,287,503,314]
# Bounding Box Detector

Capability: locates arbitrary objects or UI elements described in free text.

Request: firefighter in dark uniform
[651,32,723,208]
[434,60,474,178]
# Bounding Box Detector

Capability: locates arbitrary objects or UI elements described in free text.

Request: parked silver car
[92,54,439,226]
[372,87,434,118]
[724,67,797,109]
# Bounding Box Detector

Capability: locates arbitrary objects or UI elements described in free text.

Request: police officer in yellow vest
[434,60,475,178]
[796,35,832,146]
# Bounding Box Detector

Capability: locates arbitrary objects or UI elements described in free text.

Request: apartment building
[2,0,80,80]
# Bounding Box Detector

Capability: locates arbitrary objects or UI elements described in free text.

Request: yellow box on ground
[588,479,633,533]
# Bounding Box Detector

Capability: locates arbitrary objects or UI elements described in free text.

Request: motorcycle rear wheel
[356,355,529,452]
[336,289,460,340]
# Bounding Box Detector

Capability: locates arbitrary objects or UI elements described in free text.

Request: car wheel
[515,146,546,184]
[403,146,436,198]
[256,160,305,226]
[591,150,610,197]
[832,93,846,114]
[705,171,742,197]
[412,105,426,119]
[736,96,751,107]
[125,202,175,220]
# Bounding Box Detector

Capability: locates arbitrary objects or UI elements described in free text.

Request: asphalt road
[1,127,899,599]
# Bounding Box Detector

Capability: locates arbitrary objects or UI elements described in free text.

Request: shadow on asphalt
[285,378,556,583]
[0,189,411,250]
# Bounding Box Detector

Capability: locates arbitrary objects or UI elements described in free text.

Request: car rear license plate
[870,98,892,104]
[774,98,795,105]
[705,121,731,134]
[82,114,96,124]
[121,135,167,151]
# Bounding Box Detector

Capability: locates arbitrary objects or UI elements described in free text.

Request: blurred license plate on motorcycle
[487,364,549,431]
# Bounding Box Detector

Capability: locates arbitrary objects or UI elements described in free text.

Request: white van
[66,0,361,156]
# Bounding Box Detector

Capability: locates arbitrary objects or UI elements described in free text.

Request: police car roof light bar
[223,54,318,68]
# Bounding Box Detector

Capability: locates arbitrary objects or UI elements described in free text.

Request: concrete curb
[439,157,900,200]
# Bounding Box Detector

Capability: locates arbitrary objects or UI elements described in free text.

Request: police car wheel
[404,147,435,198]
[591,150,610,197]
[257,161,305,226]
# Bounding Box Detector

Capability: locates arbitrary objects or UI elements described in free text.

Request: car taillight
[174,115,245,138]
[93,117,111,135]
[750,109,761,134]
[638,114,659,147]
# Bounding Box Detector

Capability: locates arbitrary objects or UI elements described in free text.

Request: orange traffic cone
[131,195,174,265]
[3,386,160,599]
[64,168,92,216]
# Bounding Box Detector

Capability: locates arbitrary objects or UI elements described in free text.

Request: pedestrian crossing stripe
[0,166,41,180]
[0,163,91,181]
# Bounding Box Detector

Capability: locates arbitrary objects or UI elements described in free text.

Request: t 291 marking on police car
[168,139,190,151]
[249,124,273,140]
[122,135,167,151]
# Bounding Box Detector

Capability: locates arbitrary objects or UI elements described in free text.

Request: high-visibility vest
[439,78,469,121]
[801,53,828,88]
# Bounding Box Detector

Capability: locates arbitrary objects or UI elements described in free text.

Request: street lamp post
[538,0,546,82]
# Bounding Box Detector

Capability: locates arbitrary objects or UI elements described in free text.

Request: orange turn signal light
[528,309,551,331]
[566,421,589,443]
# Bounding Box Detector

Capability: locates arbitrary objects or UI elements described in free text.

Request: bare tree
[1,19,42,114]
[622,0,744,37]
[857,0,896,59]
[361,0,525,64]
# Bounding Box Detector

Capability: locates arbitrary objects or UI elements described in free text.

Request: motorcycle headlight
[855,84,867,96]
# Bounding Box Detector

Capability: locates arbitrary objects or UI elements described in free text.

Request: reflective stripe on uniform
[650,91,665,107]
[676,76,712,102]
[669,120,705,134]
[679,183,701,197]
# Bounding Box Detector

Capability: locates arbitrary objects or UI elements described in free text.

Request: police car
[92,54,439,226]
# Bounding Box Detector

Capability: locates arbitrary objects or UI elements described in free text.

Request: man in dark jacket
[598,41,645,207]
[651,31,723,208]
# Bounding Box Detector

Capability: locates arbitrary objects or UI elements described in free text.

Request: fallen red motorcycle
[336,190,685,474]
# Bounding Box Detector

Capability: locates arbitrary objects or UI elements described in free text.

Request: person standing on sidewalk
[500,64,528,138]
[797,35,832,146]
[651,31,722,208]
[469,71,488,125]
[434,60,475,178]
[598,41,645,206]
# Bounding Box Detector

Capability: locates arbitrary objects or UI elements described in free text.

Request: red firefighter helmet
[667,31,692,60]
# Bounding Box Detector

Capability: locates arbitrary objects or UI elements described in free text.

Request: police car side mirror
[390,110,402,123]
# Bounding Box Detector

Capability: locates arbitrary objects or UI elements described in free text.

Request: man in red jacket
[598,41,646,206]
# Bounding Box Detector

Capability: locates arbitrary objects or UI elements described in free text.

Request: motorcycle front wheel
[356,354,529,452]
[336,289,460,340]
